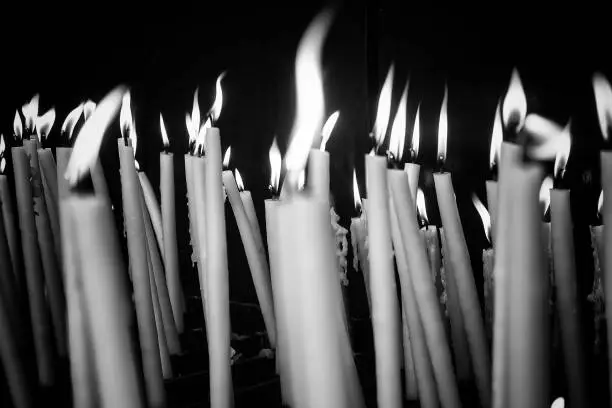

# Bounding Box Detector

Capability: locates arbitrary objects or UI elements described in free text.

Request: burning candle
[307,110,338,203]
[0,134,22,285]
[223,167,276,348]
[159,114,184,334]
[472,194,494,344]
[486,103,502,243]
[367,63,403,408]
[433,85,491,406]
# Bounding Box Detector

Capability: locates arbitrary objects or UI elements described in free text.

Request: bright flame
[269,138,281,193]
[83,100,97,121]
[235,168,245,191]
[598,190,603,216]
[502,69,527,130]
[185,114,195,145]
[472,193,492,243]
[192,88,201,140]
[65,86,127,185]
[593,73,612,141]
[36,108,56,141]
[411,104,420,159]
[195,117,212,154]
[13,111,22,140]
[210,72,227,123]
[283,9,334,189]
[297,170,306,191]
[160,113,170,149]
[550,397,564,408]
[373,65,394,146]
[490,102,503,169]
[352,170,361,210]
[539,176,553,217]
[61,103,84,139]
[119,91,137,156]
[437,86,448,163]
[223,146,231,168]
[524,114,570,163]
[389,82,408,161]
[320,110,339,151]
[416,188,429,225]
[553,123,572,180]
[22,94,39,132]
[0,134,4,156]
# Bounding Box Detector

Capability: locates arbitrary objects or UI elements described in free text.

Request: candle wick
[437,154,445,172]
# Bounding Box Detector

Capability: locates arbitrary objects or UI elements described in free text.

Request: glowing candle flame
[235,168,245,191]
[83,100,97,121]
[389,82,408,161]
[297,170,306,191]
[593,73,612,141]
[119,91,137,156]
[195,117,212,155]
[524,114,570,163]
[352,170,361,210]
[0,134,5,174]
[61,103,84,139]
[416,188,429,225]
[159,113,170,149]
[553,124,572,181]
[223,146,231,168]
[437,86,448,164]
[192,88,201,138]
[598,190,603,216]
[36,108,56,141]
[185,114,195,146]
[373,65,394,147]
[539,176,553,217]
[210,71,227,124]
[490,102,503,169]
[284,9,334,190]
[22,94,39,132]
[411,104,421,159]
[550,397,564,408]
[13,111,23,140]
[65,86,127,185]
[472,193,492,243]
[320,110,339,151]
[269,138,281,193]
[502,69,527,131]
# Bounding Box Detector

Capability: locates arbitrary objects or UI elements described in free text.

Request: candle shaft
[146,248,172,379]
[483,248,495,344]
[139,172,165,262]
[240,191,267,263]
[185,155,202,272]
[601,150,612,397]
[38,149,61,257]
[160,153,184,333]
[223,171,276,348]
[191,157,210,327]
[0,209,19,329]
[204,128,234,408]
[389,170,461,408]
[307,149,330,204]
[365,155,402,408]
[70,196,144,408]
[589,225,604,356]
[423,226,443,306]
[404,163,420,204]
[0,176,23,293]
[486,180,498,244]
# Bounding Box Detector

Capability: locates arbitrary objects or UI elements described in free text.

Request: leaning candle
[12,143,54,385]
[191,155,209,324]
[139,171,165,260]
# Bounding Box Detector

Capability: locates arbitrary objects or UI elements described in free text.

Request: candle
[405,102,420,203]
[486,102,502,242]
[416,190,444,309]
[139,171,165,261]
[589,191,604,356]
[118,91,165,408]
[307,110,338,203]
[389,170,461,408]
[69,196,144,408]
[159,114,184,334]
[190,154,209,324]
[223,168,276,348]
[433,86,490,406]
[0,139,22,287]
[38,148,61,252]
[388,189,438,407]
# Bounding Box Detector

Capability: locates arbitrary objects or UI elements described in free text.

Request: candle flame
[524,114,571,163]
[185,114,195,145]
[502,69,527,130]
[36,108,56,141]
[389,82,408,161]
[373,64,394,147]
[65,86,127,185]
[539,175,553,217]
[61,103,84,139]
[235,168,245,191]
[490,102,503,169]
[0,134,5,173]
[160,113,170,149]
[120,91,138,157]
[297,169,306,191]
[269,138,281,193]
[352,170,361,210]
[437,86,448,163]
[191,88,201,142]
[553,123,572,180]
[320,110,339,151]
[472,193,492,243]
[416,188,429,225]
[22,94,39,132]
[83,100,97,121]
[550,397,564,408]
[195,117,211,154]
[223,146,231,168]
[13,111,22,140]
[598,190,603,216]
[284,9,334,189]
[210,71,227,124]
[411,104,421,159]
[593,73,612,141]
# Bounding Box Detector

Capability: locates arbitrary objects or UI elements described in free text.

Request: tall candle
[204,127,233,408]
[139,172,165,261]
[241,190,267,263]
[185,155,203,277]
[160,151,184,334]
[191,156,209,324]
[24,137,66,357]
[223,170,276,348]
[118,140,165,408]
[0,175,22,289]
[550,188,588,407]
[38,148,60,253]
[601,149,612,395]
[434,172,491,406]
[589,223,604,356]
[146,248,172,380]
[482,248,495,344]
[389,170,461,408]
[388,194,438,407]
[365,154,402,408]
[422,226,443,307]
[12,145,54,385]
[308,149,329,203]
[70,196,144,408]
[404,163,420,204]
